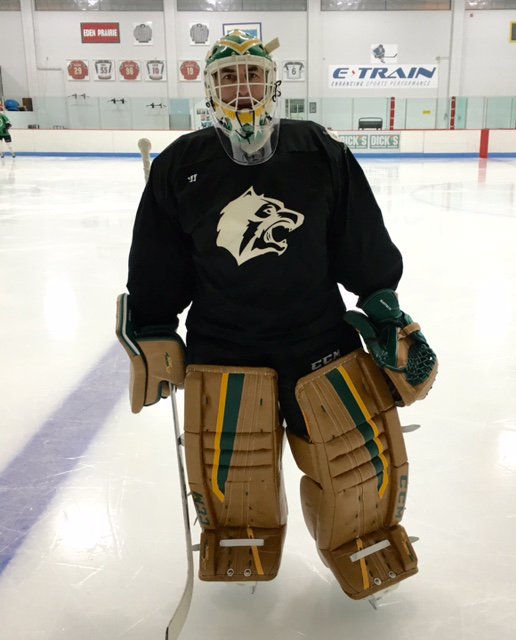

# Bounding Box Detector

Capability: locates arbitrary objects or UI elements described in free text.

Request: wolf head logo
[216,186,304,266]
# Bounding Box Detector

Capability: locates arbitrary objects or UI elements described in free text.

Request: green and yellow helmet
[204,30,281,165]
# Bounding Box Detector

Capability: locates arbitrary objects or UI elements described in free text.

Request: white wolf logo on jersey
[217,186,304,266]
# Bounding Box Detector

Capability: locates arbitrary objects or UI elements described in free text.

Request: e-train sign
[329,64,438,89]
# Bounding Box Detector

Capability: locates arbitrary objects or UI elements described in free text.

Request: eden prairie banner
[329,64,438,89]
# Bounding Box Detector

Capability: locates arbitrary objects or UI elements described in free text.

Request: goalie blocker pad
[184,364,287,582]
[289,348,417,600]
[115,293,186,413]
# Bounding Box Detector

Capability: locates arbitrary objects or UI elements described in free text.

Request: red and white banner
[93,59,115,81]
[144,60,167,82]
[81,23,120,44]
[179,60,201,82]
[67,59,89,81]
[118,60,141,81]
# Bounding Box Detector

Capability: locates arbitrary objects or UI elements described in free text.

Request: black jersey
[127,119,402,346]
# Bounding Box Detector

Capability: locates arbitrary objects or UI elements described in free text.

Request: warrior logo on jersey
[217,186,304,266]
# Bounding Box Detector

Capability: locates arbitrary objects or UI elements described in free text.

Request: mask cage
[205,55,277,118]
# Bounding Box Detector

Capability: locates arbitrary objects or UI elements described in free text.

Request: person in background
[0,104,15,159]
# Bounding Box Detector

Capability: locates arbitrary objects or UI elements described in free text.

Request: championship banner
[179,60,201,82]
[81,22,120,44]
[118,60,141,81]
[329,64,438,89]
[190,22,210,45]
[282,61,305,82]
[93,59,115,81]
[144,59,167,82]
[133,22,153,45]
[67,59,89,81]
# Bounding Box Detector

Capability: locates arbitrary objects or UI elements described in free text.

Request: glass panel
[177,0,239,9]
[285,98,306,119]
[318,97,354,129]
[354,97,389,130]
[100,0,163,9]
[177,0,306,9]
[485,96,513,128]
[7,95,516,131]
[322,0,385,10]
[321,0,449,9]
[33,97,71,129]
[463,96,486,129]
[392,97,406,129]
[35,0,163,10]
[388,0,450,8]
[243,0,306,8]
[0,0,21,9]
[405,98,437,128]
[466,0,516,9]
[510,97,516,130]
[435,97,450,129]
[170,98,193,130]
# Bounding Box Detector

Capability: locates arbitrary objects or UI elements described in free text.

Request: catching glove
[344,289,437,406]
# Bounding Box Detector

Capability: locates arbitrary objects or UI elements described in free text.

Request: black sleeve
[126,156,195,330]
[328,145,403,298]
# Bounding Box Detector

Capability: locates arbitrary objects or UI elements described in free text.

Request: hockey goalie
[116,28,437,639]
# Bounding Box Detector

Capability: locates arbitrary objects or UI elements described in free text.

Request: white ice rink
[0,151,515,640]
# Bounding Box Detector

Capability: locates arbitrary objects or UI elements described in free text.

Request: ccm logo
[311,350,341,371]
[192,491,210,526]
[395,475,409,520]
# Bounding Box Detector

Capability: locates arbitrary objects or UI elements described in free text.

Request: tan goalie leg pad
[289,348,418,599]
[184,365,288,582]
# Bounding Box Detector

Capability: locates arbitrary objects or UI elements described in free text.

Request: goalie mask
[204,30,281,166]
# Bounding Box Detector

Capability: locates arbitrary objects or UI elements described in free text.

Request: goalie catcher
[117,29,437,602]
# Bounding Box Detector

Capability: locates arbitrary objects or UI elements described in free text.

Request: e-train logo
[329,64,438,88]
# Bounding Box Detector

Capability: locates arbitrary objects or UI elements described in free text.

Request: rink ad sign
[81,23,120,43]
[339,133,401,151]
[329,64,438,89]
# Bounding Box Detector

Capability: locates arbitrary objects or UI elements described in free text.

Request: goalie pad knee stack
[289,348,417,599]
[184,365,287,582]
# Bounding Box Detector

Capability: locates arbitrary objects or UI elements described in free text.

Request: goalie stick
[136,138,196,639]
[138,137,152,183]
[165,385,197,640]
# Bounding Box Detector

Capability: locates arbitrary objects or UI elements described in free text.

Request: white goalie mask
[204,30,281,166]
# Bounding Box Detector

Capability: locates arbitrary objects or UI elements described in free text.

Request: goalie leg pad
[184,364,288,582]
[289,348,418,599]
